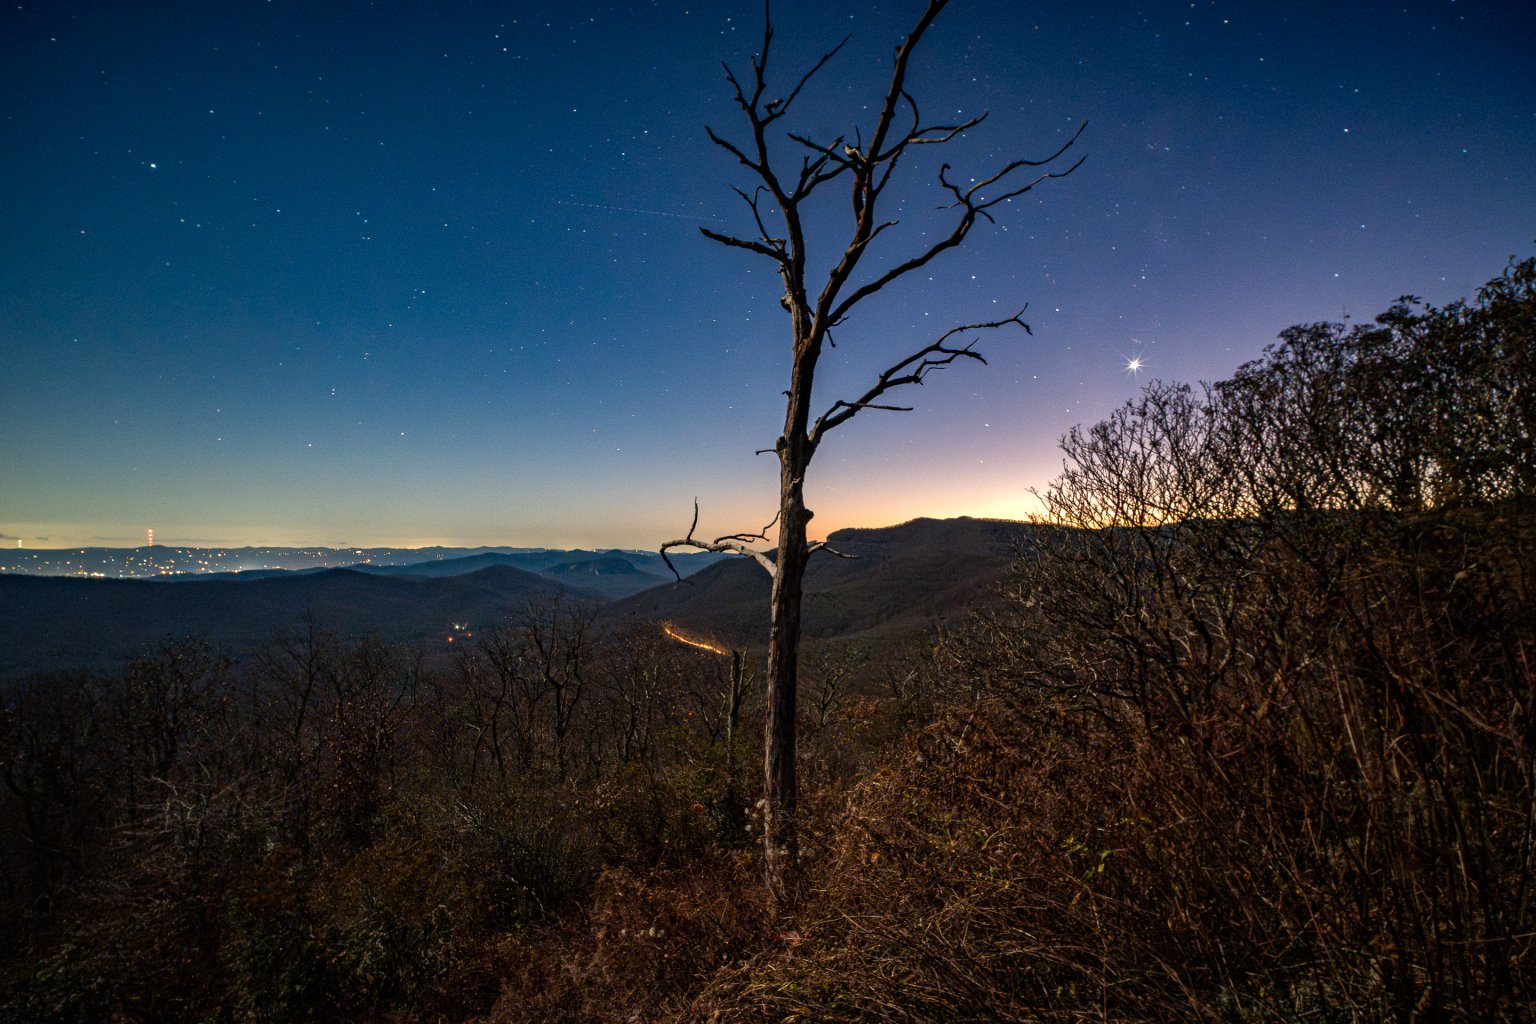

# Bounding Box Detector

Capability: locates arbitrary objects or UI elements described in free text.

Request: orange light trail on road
[663,623,730,656]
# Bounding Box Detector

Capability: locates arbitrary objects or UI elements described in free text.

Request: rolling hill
[608,516,1048,648]
[0,564,582,679]
[0,518,1045,679]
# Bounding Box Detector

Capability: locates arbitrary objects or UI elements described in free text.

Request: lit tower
[147,528,154,548]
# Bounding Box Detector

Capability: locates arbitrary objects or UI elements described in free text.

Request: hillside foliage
[2,259,1532,1021]
[698,257,1534,1022]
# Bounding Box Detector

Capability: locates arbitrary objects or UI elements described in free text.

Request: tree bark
[763,337,818,900]
[764,456,809,901]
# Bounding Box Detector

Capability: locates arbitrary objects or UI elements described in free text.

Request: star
[1124,356,1145,376]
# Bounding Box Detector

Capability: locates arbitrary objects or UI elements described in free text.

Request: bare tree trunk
[764,460,809,900]
[761,341,820,899]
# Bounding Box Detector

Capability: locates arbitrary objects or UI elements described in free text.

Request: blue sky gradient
[3,0,1532,548]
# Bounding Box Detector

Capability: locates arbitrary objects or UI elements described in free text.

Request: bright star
[1124,356,1145,375]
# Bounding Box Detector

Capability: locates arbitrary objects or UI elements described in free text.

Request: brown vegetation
[2,259,1532,1020]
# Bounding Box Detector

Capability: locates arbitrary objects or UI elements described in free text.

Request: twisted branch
[809,309,1032,446]
[661,499,777,579]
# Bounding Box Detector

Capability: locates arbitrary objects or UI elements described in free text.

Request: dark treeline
[3,259,1533,1022]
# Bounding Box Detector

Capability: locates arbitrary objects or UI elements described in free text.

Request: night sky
[3,1,1532,550]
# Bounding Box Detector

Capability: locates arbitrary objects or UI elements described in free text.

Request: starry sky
[2,0,1532,550]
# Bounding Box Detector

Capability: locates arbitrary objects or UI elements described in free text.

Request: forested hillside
[2,259,1531,1021]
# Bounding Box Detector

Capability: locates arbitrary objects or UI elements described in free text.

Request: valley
[0,517,1030,679]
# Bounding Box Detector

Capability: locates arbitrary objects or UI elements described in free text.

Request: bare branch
[700,225,784,261]
[660,499,777,578]
[824,209,973,325]
[765,35,850,124]
[775,1,953,333]
[787,132,854,169]
[964,123,1089,210]
[827,400,914,415]
[867,101,982,199]
[845,218,900,256]
[806,540,859,560]
[732,185,786,255]
[705,125,761,173]
[786,131,850,162]
[972,121,1088,184]
[786,133,854,198]
[793,147,838,197]
[863,0,950,167]
[822,127,1083,324]
[907,112,985,147]
[900,89,921,152]
[957,156,1087,226]
[809,309,1032,445]
[719,62,756,124]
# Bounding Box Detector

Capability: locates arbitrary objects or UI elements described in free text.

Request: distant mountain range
[0,518,1043,679]
[185,550,690,601]
[0,564,573,678]
[0,543,726,584]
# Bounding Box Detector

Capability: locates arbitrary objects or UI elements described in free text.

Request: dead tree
[662,0,1083,902]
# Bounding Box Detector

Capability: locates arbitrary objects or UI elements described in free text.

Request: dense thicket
[696,257,1535,1022]
[3,259,1531,1022]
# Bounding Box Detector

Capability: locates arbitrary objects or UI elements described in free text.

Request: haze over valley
[0,517,1020,679]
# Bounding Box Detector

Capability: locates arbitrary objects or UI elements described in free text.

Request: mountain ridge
[0,562,579,678]
[607,516,1047,648]
[0,517,1042,678]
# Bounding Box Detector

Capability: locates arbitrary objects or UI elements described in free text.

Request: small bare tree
[663,0,1083,901]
